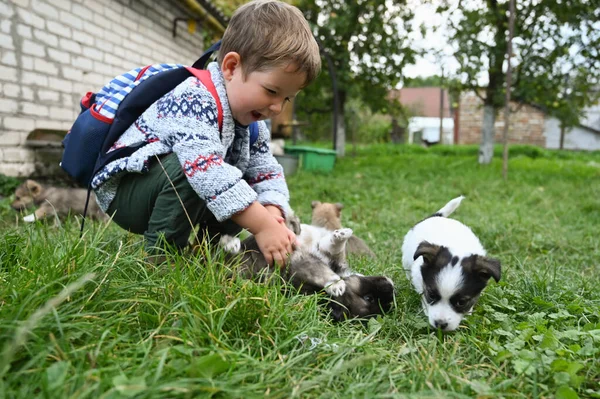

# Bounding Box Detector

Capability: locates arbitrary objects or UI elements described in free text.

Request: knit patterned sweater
[92,62,290,222]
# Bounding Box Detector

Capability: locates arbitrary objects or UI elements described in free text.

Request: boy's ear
[221,52,242,81]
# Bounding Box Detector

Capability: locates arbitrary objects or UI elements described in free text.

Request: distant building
[390,87,600,151]
[389,87,454,145]
[458,92,600,151]
[545,103,600,150]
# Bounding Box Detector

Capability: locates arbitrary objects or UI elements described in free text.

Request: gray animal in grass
[221,215,395,321]
[11,179,107,223]
[310,201,376,258]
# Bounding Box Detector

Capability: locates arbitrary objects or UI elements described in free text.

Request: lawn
[0,144,599,398]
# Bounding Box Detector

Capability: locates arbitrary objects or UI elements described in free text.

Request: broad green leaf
[188,353,233,379]
[556,385,579,399]
[553,371,571,386]
[46,361,70,391]
[540,330,559,350]
[112,375,147,398]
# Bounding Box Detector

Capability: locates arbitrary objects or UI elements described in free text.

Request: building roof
[389,87,452,118]
[195,0,229,27]
[581,103,600,133]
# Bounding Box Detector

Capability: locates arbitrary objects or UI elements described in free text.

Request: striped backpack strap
[94,64,183,121]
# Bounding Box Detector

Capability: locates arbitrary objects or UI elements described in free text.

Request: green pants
[107,153,241,250]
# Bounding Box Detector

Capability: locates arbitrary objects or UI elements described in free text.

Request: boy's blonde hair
[217,0,321,86]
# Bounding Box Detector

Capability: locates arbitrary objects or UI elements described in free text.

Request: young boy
[91,0,321,266]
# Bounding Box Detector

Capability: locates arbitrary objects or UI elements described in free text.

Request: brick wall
[0,0,212,177]
[457,91,546,147]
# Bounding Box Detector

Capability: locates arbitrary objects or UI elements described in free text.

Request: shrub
[0,174,21,197]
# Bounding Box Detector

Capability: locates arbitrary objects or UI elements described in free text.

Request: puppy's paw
[23,214,36,223]
[325,279,346,297]
[320,228,353,256]
[219,235,241,254]
[332,228,353,242]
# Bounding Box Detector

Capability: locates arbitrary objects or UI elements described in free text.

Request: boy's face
[222,52,306,126]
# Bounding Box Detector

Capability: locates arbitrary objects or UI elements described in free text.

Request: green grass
[1,144,599,398]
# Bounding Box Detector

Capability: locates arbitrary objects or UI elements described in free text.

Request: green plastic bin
[284,146,337,172]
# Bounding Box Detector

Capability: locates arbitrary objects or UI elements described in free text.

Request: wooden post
[502,0,515,180]
[439,66,444,145]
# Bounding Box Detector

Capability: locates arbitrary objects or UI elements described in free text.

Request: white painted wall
[408,116,454,145]
[544,116,600,151]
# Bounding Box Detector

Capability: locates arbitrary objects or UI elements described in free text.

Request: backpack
[61,41,259,189]
[60,41,259,233]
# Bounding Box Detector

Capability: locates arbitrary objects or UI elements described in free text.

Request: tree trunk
[559,124,565,150]
[479,0,507,165]
[479,105,496,164]
[335,91,346,157]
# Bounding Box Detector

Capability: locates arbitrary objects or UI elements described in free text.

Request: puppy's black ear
[414,241,441,264]
[473,256,501,282]
[311,201,321,209]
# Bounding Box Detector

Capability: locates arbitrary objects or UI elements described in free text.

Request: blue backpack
[61,41,259,189]
[60,41,259,232]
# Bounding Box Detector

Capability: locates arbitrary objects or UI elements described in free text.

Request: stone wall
[457,91,546,147]
[0,0,212,177]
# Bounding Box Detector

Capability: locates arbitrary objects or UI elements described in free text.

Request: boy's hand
[254,221,295,268]
[264,204,297,246]
[231,202,296,268]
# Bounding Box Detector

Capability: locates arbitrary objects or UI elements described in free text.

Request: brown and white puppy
[11,179,107,222]
[402,196,501,331]
[222,216,395,321]
[311,201,376,258]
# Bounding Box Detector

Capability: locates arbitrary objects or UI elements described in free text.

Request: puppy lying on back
[222,215,395,321]
[11,179,107,222]
[402,196,501,331]
[311,201,376,258]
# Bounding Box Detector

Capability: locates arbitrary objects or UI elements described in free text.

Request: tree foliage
[510,1,600,130]
[293,0,417,145]
[298,0,416,110]
[440,0,600,157]
[210,0,418,145]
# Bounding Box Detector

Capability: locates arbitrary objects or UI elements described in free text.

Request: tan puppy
[311,201,376,258]
[11,179,107,222]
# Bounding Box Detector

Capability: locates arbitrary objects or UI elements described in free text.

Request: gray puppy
[11,179,107,222]
[223,216,395,321]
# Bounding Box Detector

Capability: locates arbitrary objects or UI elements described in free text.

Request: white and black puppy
[402,196,501,331]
